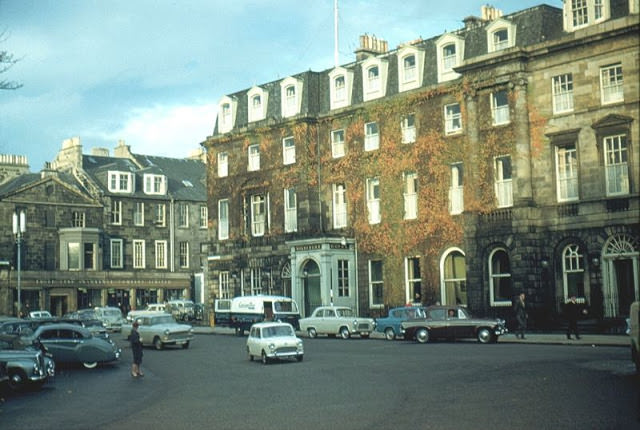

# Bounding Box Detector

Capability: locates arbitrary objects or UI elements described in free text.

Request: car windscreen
[427,309,446,320]
[150,316,176,325]
[273,301,298,313]
[336,308,354,317]
[263,326,294,338]
[104,309,122,317]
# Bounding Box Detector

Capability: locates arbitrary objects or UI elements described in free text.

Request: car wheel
[416,327,430,344]
[307,327,317,338]
[7,370,26,391]
[477,327,493,344]
[340,327,350,339]
[82,361,98,369]
[296,354,304,362]
[154,337,164,350]
[182,341,190,349]
[384,328,396,341]
[261,351,269,365]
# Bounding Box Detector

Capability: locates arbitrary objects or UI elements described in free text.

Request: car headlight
[268,343,276,351]
[164,329,170,336]
[352,320,358,328]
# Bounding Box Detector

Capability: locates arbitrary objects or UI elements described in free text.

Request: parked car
[375,306,426,340]
[215,295,300,335]
[126,303,168,322]
[167,300,195,322]
[629,301,639,373]
[28,310,53,319]
[401,305,508,344]
[0,360,7,385]
[27,323,121,368]
[299,306,376,339]
[0,334,55,391]
[246,322,304,364]
[124,312,194,350]
[93,307,126,332]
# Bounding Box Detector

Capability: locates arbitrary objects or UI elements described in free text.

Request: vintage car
[166,300,195,321]
[93,307,126,332]
[629,301,639,373]
[126,303,167,322]
[125,312,194,350]
[375,306,426,340]
[401,305,507,344]
[299,306,375,339]
[246,322,304,364]
[0,360,7,385]
[28,310,53,319]
[28,323,121,368]
[0,334,55,391]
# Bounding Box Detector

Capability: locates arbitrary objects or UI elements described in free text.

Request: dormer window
[329,67,354,110]
[487,19,517,53]
[248,144,260,171]
[248,86,269,123]
[397,46,425,92]
[217,96,237,134]
[436,34,464,83]
[144,174,166,195]
[108,171,134,193]
[361,57,388,102]
[564,0,609,32]
[280,77,303,118]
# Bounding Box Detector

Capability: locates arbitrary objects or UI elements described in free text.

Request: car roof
[251,321,293,328]
[35,322,91,335]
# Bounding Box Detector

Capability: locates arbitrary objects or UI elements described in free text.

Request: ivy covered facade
[203,2,639,330]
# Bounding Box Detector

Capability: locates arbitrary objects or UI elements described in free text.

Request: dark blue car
[375,306,426,340]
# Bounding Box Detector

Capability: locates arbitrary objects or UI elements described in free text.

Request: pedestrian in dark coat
[514,292,528,339]
[129,322,144,377]
[565,295,585,340]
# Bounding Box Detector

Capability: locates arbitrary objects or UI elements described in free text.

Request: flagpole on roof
[334,0,339,68]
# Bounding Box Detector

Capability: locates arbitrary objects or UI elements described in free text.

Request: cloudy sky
[0,0,556,171]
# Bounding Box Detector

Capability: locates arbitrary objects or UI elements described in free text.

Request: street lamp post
[12,210,25,317]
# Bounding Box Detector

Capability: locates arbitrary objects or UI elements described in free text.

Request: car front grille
[357,323,371,331]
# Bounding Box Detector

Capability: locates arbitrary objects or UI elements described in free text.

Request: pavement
[192,325,630,347]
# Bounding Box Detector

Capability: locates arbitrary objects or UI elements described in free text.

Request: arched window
[562,244,585,302]
[442,249,466,305]
[489,248,512,306]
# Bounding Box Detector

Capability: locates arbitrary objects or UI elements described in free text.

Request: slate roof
[212,4,567,135]
[0,171,92,200]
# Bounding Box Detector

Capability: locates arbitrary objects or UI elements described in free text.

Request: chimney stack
[355,34,388,61]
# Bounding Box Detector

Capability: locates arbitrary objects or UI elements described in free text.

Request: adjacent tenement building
[0,138,208,317]
[203,0,639,330]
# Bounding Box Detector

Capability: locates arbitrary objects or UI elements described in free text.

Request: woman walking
[129,321,144,377]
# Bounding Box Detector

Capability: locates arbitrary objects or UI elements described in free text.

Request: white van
[214,295,300,336]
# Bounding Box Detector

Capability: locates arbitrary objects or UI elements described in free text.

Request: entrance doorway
[302,260,321,316]
[602,234,639,317]
[50,295,68,317]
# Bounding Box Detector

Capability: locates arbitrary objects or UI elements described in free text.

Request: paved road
[1,333,637,430]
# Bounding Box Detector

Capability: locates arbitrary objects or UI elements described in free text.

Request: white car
[126,303,167,322]
[124,313,194,350]
[246,322,303,364]
[299,306,376,339]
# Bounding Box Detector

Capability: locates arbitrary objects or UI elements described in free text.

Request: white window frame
[397,45,424,93]
[489,248,512,306]
[72,211,85,228]
[331,129,345,158]
[333,184,347,229]
[563,0,609,31]
[199,205,208,229]
[110,239,123,269]
[217,152,229,178]
[178,204,189,228]
[251,194,266,237]
[552,74,574,114]
[179,242,189,269]
[436,33,464,83]
[107,171,134,193]
[282,136,296,165]
[401,114,416,144]
[329,67,354,110]
[555,144,579,202]
[494,155,513,208]
[111,200,122,225]
[366,177,381,225]
[600,64,624,105]
[219,271,231,299]
[143,174,166,195]
[134,202,144,226]
[155,240,167,269]
[491,90,510,125]
[284,188,297,233]
[486,19,517,53]
[68,242,80,271]
[444,103,462,135]
[404,172,418,220]
[405,256,422,305]
[337,259,350,297]
[369,260,384,308]
[154,203,165,227]
[248,144,260,171]
[604,134,629,196]
[133,240,145,269]
[562,244,586,303]
[361,57,388,102]
[217,96,237,134]
[247,86,268,123]
[218,199,229,240]
[364,122,379,151]
[449,163,464,215]
[280,76,303,118]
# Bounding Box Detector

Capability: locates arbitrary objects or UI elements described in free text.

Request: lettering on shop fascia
[34,279,173,285]
[295,244,322,251]
[329,244,349,250]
